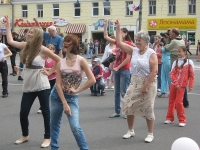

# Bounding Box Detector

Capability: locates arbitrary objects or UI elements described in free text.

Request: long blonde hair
[20,27,43,67]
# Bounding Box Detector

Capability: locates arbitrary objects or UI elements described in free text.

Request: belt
[26,65,43,69]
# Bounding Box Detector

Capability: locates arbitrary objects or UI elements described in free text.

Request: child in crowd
[37,44,57,114]
[164,46,194,127]
[91,57,105,96]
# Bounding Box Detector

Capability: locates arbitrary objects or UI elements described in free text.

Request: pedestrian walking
[4,16,61,148]
[164,46,194,127]
[50,34,95,150]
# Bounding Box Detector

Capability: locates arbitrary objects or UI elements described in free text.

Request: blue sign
[93,19,104,27]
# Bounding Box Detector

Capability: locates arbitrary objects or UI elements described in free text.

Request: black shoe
[10,73,13,75]
[13,72,17,76]
[184,105,189,108]
[18,76,23,81]
[2,93,8,98]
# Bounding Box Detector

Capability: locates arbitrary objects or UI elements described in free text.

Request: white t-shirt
[0,43,6,61]
[101,44,116,63]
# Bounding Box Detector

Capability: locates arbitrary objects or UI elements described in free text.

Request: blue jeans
[92,80,100,95]
[20,89,50,138]
[50,86,89,150]
[87,48,93,59]
[114,69,130,114]
[161,61,171,93]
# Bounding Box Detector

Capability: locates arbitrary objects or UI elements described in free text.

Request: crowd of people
[0,15,196,149]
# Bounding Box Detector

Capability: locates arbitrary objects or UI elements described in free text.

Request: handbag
[101,53,116,67]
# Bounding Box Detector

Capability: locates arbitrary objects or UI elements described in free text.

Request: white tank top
[130,48,156,78]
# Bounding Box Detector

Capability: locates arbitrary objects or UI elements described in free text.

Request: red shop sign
[14,18,53,27]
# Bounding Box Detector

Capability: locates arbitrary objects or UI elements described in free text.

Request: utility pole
[138,0,143,31]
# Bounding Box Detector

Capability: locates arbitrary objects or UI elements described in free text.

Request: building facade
[141,0,200,48]
[0,0,140,43]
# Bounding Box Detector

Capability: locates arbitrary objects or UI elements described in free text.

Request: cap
[93,58,101,62]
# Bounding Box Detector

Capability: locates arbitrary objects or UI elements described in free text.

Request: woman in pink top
[50,34,95,150]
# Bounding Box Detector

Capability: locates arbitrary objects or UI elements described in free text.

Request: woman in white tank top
[4,16,61,148]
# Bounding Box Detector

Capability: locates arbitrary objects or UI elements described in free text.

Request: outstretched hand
[3,16,10,27]
[104,19,108,26]
[114,19,120,29]
[33,18,40,27]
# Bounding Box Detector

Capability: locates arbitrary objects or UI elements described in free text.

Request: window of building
[37,5,43,18]
[22,5,28,18]
[126,1,133,16]
[188,0,196,14]
[74,3,80,17]
[103,2,110,16]
[149,0,156,15]
[168,0,176,14]
[92,2,99,16]
[53,4,59,18]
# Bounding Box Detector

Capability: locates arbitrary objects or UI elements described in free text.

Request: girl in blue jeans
[103,19,132,119]
[50,34,95,150]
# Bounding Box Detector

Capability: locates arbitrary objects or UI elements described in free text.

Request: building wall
[11,0,139,42]
[141,0,200,48]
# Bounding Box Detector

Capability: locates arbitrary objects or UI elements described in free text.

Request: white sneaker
[123,130,135,139]
[105,86,108,89]
[144,133,154,143]
[37,110,42,114]
[179,123,186,127]
[164,120,173,124]
[157,89,161,92]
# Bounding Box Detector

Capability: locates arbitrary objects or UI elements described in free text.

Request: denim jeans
[87,48,93,59]
[20,89,50,138]
[92,80,100,95]
[114,69,130,114]
[183,87,189,107]
[50,86,89,150]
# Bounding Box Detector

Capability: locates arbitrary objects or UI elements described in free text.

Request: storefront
[88,19,136,42]
[147,18,197,45]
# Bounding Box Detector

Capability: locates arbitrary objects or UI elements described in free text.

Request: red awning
[18,29,25,37]
[65,24,86,34]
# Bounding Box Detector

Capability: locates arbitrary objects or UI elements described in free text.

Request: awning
[0,26,6,35]
[65,24,86,34]
[18,29,25,37]
[56,28,60,34]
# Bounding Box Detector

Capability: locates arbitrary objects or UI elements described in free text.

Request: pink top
[60,55,84,93]
[45,58,56,80]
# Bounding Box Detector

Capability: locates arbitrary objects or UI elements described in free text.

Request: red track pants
[166,84,186,123]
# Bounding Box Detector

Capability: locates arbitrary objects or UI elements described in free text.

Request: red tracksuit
[166,58,194,123]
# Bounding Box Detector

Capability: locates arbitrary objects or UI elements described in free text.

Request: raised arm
[4,16,25,50]
[103,19,115,44]
[115,19,133,55]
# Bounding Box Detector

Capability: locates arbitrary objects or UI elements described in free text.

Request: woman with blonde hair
[4,16,60,148]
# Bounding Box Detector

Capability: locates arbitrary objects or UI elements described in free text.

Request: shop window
[188,31,195,45]
[53,4,59,18]
[37,5,43,18]
[22,5,28,18]
[188,0,196,14]
[149,0,156,15]
[92,2,99,16]
[126,1,133,16]
[74,3,80,17]
[103,2,110,16]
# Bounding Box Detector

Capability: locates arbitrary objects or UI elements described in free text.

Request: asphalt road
[0,54,200,150]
